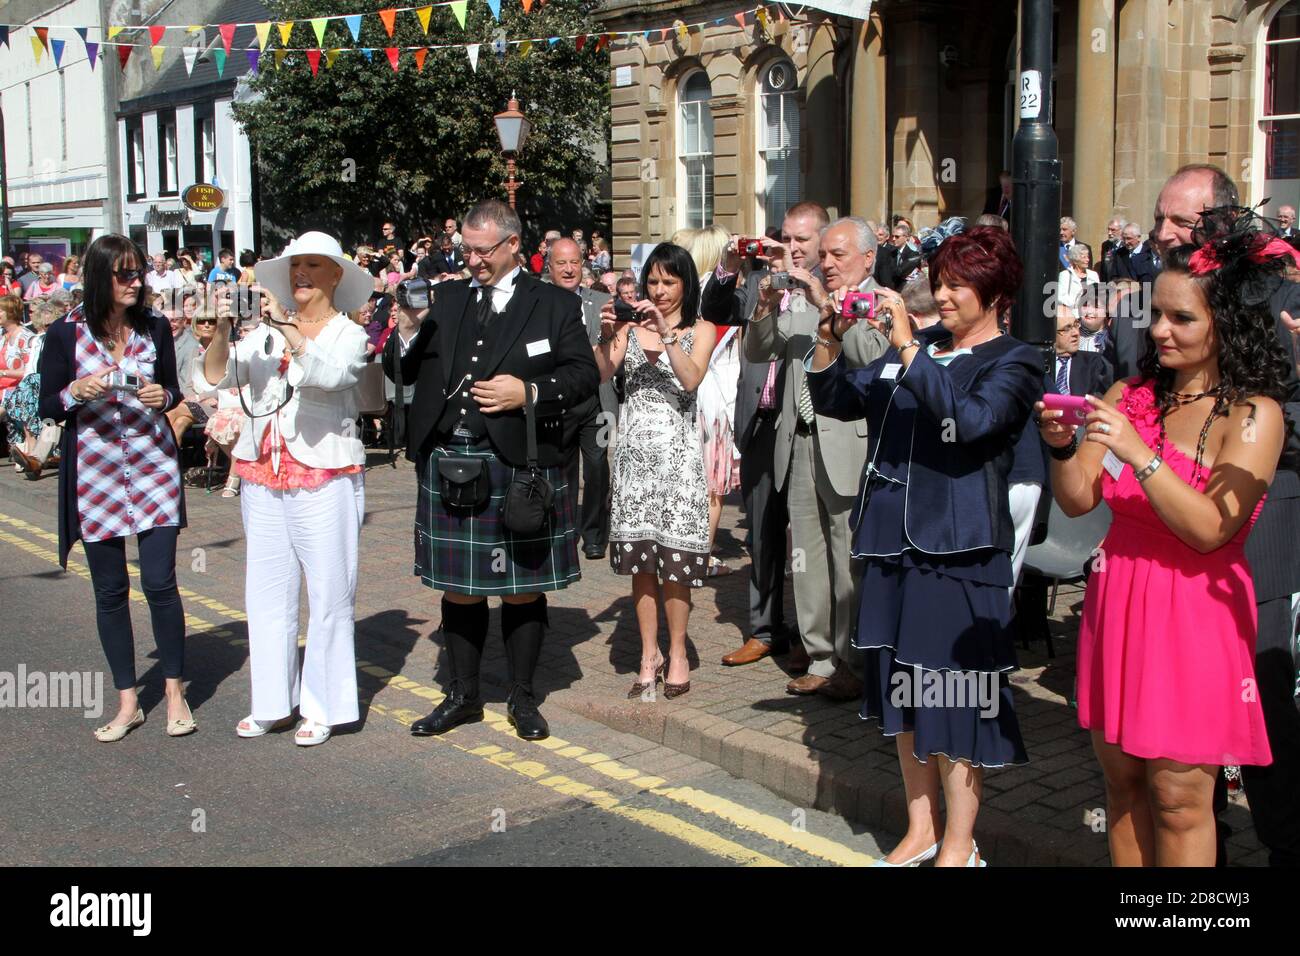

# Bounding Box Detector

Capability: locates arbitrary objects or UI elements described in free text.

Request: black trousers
[578,410,611,550]
[739,412,789,645]
[82,526,186,691]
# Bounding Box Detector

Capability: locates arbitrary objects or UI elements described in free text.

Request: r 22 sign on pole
[1019,70,1043,120]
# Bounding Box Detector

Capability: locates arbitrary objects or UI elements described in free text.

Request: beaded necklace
[1155,385,1226,486]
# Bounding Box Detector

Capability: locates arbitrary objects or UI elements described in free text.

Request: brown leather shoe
[785,642,810,674]
[721,638,773,667]
[9,445,40,478]
[786,673,830,695]
[818,667,863,701]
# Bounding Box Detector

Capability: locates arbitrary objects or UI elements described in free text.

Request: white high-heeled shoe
[871,840,942,867]
[966,842,988,867]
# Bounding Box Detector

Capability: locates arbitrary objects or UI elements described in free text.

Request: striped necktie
[798,375,816,426]
[1055,357,1069,394]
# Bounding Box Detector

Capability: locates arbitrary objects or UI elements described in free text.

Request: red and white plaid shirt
[60,313,182,543]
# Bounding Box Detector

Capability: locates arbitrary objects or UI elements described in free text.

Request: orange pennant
[414,48,427,71]
[379,9,397,36]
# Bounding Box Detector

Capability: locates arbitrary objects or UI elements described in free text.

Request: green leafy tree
[232,0,609,248]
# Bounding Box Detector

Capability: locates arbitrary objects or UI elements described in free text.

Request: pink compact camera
[1041,393,1092,426]
[840,290,878,321]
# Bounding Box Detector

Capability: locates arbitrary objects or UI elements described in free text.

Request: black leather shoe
[583,544,606,560]
[506,688,549,741]
[410,691,484,736]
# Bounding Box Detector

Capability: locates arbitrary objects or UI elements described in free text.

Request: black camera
[396,277,431,311]
[613,298,639,323]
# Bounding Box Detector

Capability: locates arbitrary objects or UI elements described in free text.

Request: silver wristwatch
[1133,455,1162,482]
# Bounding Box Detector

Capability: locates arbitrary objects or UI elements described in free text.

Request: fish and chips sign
[183,184,225,212]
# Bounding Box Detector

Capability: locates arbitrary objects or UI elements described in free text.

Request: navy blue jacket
[806,326,1041,556]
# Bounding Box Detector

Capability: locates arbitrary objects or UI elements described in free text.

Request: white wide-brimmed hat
[255,231,374,313]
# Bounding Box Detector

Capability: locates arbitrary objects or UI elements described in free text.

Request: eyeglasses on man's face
[1057,321,1081,333]
[464,235,510,260]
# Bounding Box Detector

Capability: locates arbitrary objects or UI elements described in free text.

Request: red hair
[927,226,1023,315]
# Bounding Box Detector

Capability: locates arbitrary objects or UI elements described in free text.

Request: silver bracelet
[815,335,838,349]
[1133,455,1162,482]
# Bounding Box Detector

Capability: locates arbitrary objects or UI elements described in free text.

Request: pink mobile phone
[1041,393,1091,426]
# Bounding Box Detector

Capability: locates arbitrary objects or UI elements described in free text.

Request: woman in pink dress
[1038,217,1298,866]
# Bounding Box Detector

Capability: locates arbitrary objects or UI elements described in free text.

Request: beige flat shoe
[94,707,145,742]
[167,699,198,737]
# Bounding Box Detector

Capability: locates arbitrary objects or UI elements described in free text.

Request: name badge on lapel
[1102,450,1124,481]
[879,363,902,381]
[526,339,551,358]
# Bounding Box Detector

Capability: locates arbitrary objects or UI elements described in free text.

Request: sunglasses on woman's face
[194,318,218,326]
[113,268,146,284]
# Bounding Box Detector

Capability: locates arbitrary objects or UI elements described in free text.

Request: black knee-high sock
[441,598,488,699]
[501,595,548,698]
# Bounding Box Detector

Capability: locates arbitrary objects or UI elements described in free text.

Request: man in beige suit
[745,216,888,697]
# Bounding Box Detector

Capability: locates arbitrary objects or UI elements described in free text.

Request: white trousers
[1008,481,1043,593]
[241,473,364,726]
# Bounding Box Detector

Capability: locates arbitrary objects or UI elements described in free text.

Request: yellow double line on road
[0,509,876,867]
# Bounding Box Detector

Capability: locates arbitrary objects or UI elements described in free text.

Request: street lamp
[493,95,531,209]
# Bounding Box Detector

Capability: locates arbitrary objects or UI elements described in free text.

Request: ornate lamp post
[493,96,531,209]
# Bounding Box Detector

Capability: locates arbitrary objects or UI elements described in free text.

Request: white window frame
[160,117,179,194]
[757,60,800,235]
[130,125,146,198]
[1250,0,1300,206]
[200,117,216,184]
[677,70,714,230]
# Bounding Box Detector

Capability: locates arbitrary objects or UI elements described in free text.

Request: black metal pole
[1010,0,1060,348]
[0,107,10,257]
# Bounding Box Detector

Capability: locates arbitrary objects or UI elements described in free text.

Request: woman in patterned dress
[596,243,717,699]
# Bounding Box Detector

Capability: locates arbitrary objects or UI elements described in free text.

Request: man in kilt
[383,200,599,740]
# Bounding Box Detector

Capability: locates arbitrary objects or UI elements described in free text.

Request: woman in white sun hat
[201,231,372,746]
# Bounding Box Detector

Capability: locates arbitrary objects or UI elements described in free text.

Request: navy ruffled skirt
[854,557,1028,768]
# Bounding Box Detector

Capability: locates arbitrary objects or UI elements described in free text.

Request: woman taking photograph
[597,243,717,700]
[805,227,1041,866]
[38,234,194,741]
[6,299,59,478]
[1039,214,1293,866]
[202,231,371,747]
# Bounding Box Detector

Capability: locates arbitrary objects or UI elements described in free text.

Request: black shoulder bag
[501,385,554,534]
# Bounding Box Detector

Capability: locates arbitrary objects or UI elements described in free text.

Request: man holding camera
[384,200,598,742]
[745,217,888,698]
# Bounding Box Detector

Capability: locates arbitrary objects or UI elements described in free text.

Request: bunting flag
[345,16,362,41]
[575,34,585,51]
[51,37,65,67]
[385,46,400,70]
[117,44,131,70]
[326,48,341,68]
[186,25,204,34]
[310,17,328,47]
[734,12,747,27]
[75,27,87,44]
[183,45,199,75]
[277,22,294,45]
[151,45,165,70]
[306,48,320,75]
[107,26,124,41]
[149,25,165,46]
[246,48,260,74]
[274,49,289,69]
[449,0,467,29]
[86,42,98,69]
[548,37,558,46]
[361,47,374,62]
[519,39,531,58]
[486,0,501,21]
[416,6,433,32]
[213,47,227,76]
[465,42,479,71]
[522,0,534,12]
[218,23,235,54]
[0,25,8,49]
[413,47,427,71]
[595,33,608,52]
[254,22,271,50]
[29,35,43,63]
[660,28,668,41]
[675,23,689,43]
[379,9,397,36]
[34,26,49,50]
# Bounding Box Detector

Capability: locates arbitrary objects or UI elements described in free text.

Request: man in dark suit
[982,170,1013,225]
[1278,204,1296,239]
[1098,218,1126,283]
[421,233,467,280]
[383,199,598,743]
[1112,223,1159,284]
[548,238,615,559]
[1047,310,1113,399]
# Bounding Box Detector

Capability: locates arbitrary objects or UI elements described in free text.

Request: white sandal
[294,719,331,747]
[236,713,295,738]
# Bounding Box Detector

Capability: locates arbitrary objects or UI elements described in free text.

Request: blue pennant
[345,15,362,42]
[361,47,374,62]
[487,0,501,21]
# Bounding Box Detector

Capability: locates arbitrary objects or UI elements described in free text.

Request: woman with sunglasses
[37,234,195,741]
[201,232,371,747]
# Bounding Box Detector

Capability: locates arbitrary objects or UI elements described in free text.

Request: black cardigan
[37,309,186,567]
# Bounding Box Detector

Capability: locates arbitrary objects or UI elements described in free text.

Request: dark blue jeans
[82,526,185,690]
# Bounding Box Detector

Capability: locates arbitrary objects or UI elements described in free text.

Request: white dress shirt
[468,266,521,314]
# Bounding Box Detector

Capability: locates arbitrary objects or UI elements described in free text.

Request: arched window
[677,70,714,229]
[758,60,800,231]
[1261,1,1299,208]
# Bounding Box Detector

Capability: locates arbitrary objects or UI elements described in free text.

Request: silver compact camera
[106,370,143,393]
[769,272,799,290]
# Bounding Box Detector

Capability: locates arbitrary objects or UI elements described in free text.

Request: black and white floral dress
[609,328,709,588]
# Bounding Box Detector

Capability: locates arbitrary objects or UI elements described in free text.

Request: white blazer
[207,314,369,469]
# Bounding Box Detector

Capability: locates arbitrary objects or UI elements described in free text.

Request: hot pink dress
[1077,380,1272,767]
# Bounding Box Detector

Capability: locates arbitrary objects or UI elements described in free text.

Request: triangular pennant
[777,5,786,20]
[117,45,131,70]
[326,48,341,69]
[246,48,260,74]
[35,26,49,49]
[734,12,746,28]
[255,22,271,50]
[379,9,397,36]
[75,27,87,44]
[151,45,165,70]
[183,45,199,75]
[548,37,558,46]
[385,46,400,70]
[575,34,585,51]
[51,38,65,67]
[519,39,532,58]
[660,28,668,41]
[416,6,433,33]
[345,16,362,42]
[85,42,98,69]
[149,25,165,46]
[186,25,204,34]
[449,1,467,29]
[414,48,427,71]
[219,24,235,54]
[309,17,328,47]
[361,47,374,62]
[466,43,480,71]
[274,49,289,69]
[0,26,9,49]
[676,24,689,43]
[30,35,44,63]
[486,0,501,21]
[306,49,321,76]
[213,47,227,76]
[595,33,608,52]
[277,22,294,45]
[108,26,124,41]
[522,0,534,12]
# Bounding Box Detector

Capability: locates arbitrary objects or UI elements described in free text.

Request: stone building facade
[600,0,1299,259]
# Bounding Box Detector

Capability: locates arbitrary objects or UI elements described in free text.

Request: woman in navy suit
[806,227,1041,866]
